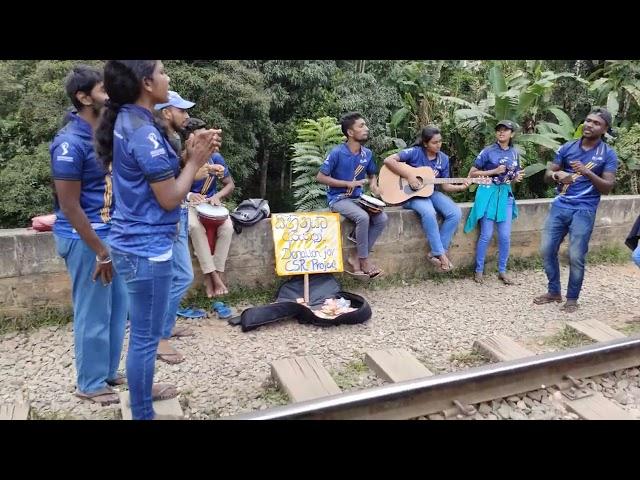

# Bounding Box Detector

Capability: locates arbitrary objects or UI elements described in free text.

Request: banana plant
[446,62,586,177]
[588,60,640,126]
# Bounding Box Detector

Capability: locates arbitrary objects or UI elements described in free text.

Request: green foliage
[611,123,640,194]
[0,142,55,227]
[0,60,639,228]
[290,117,343,211]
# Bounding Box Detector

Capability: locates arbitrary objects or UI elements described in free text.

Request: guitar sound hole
[410,176,424,191]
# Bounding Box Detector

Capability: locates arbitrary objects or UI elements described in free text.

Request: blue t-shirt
[397,147,450,191]
[474,143,520,185]
[553,138,618,212]
[190,152,230,198]
[108,104,181,257]
[50,113,113,239]
[319,143,377,206]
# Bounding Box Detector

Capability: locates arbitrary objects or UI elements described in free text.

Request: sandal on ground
[152,383,178,401]
[345,270,370,281]
[176,307,206,319]
[157,344,185,365]
[75,387,120,406]
[533,293,563,305]
[474,272,484,284]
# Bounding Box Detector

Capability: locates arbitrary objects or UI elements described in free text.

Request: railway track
[231,320,640,420]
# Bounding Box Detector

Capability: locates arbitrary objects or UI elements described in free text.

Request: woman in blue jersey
[95,60,220,420]
[464,120,524,285]
[383,126,468,272]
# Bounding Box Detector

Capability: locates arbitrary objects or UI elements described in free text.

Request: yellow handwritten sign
[271,212,343,276]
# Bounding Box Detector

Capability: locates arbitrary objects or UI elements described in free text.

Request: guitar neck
[430,178,475,184]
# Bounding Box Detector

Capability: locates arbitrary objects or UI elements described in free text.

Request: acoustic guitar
[378,164,492,205]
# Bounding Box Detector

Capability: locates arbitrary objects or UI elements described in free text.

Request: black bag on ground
[230,198,270,234]
[238,273,371,331]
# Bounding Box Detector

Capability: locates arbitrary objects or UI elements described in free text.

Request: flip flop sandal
[156,349,185,365]
[152,383,178,401]
[211,301,226,312]
[217,306,234,319]
[345,270,370,281]
[177,307,206,319]
[365,266,383,279]
[75,387,120,406]
[106,374,127,387]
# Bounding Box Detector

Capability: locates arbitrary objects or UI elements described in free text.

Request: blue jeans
[403,191,462,256]
[331,198,388,259]
[112,250,173,420]
[633,245,640,268]
[539,204,596,300]
[54,235,128,394]
[475,197,513,273]
[162,208,194,339]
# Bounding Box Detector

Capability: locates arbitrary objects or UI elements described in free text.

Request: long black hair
[412,125,441,148]
[94,60,158,169]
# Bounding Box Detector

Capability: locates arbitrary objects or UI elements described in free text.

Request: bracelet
[96,255,112,264]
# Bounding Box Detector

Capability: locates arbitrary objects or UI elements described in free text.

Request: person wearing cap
[465,120,524,285]
[153,90,198,365]
[384,125,468,272]
[533,108,618,313]
[50,65,128,405]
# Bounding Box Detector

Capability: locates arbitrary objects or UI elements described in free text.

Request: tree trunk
[259,148,269,199]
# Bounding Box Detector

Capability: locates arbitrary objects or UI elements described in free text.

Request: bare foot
[474,272,484,284]
[347,254,361,273]
[203,273,215,298]
[212,271,228,296]
[427,253,441,268]
[359,257,371,273]
[533,293,563,305]
[438,253,452,272]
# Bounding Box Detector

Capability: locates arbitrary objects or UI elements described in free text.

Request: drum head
[359,194,386,208]
[196,203,229,219]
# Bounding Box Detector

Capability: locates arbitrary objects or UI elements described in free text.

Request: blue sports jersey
[319,143,377,206]
[51,113,113,239]
[108,104,181,257]
[190,152,230,198]
[397,146,450,191]
[552,138,618,212]
[474,143,520,185]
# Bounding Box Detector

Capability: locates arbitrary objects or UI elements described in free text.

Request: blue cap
[154,90,195,110]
